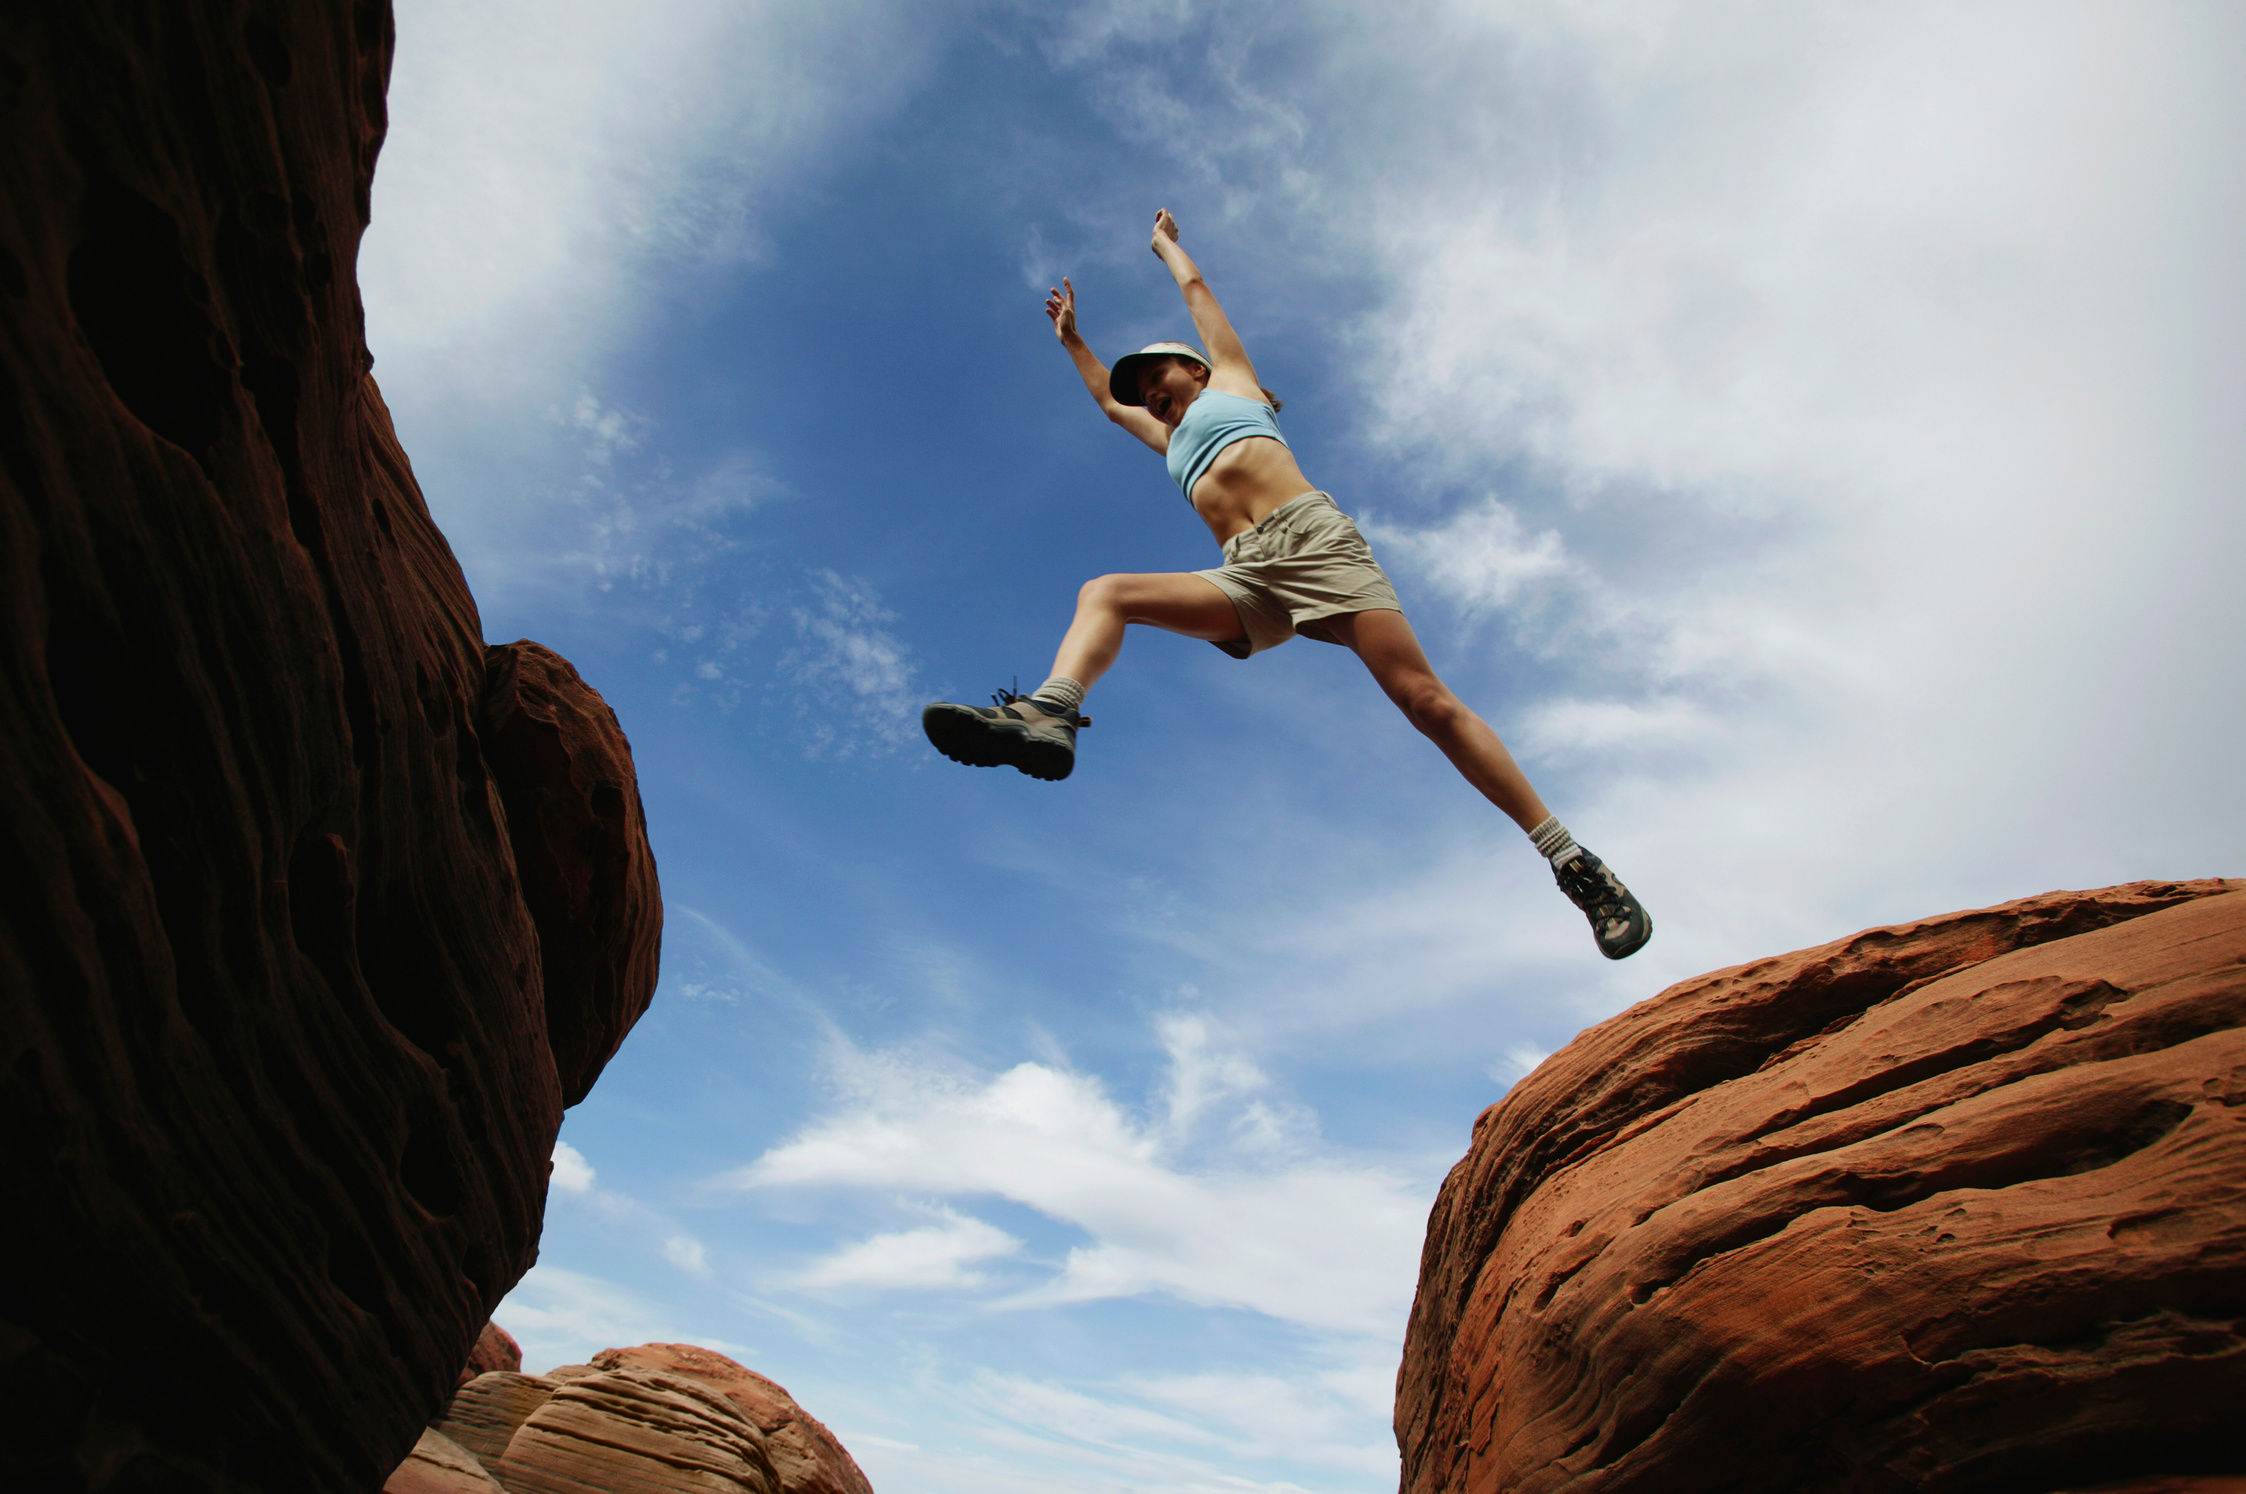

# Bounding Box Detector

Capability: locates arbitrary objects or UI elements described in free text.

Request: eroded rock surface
[392,1344,870,1494]
[386,1429,512,1494]
[483,641,662,1106]
[0,3,659,1488]
[592,1344,875,1494]
[437,1373,560,1467]
[1397,880,2246,1494]
[497,1369,782,1494]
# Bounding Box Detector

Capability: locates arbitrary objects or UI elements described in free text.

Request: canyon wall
[0,3,660,1488]
[1397,880,2245,1494]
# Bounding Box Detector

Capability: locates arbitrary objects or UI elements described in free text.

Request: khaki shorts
[1195,491,1404,658]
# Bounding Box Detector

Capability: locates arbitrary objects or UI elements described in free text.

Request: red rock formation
[438,1373,561,1466]
[393,1350,871,1494]
[483,643,661,1106]
[462,1319,527,1386]
[496,1368,783,1494]
[1397,881,2246,1494]
[592,1344,875,1494]
[0,3,659,1489]
[387,1430,512,1494]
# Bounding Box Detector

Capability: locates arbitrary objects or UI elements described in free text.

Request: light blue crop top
[1165,390,1287,502]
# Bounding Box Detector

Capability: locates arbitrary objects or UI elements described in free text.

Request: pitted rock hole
[68,186,232,468]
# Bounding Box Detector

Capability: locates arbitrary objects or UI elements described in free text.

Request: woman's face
[1139,358,1208,427]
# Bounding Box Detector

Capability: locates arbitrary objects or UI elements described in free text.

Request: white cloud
[1154,1011,1270,1139]
[550,1140,595,1193]
[1361,497,1572,614]
[1048,0,2246,991]
[662,1235,712,1276]
[366,0,945,405]
[497,1265,684,1372]
[1515,695,1721,760]
[1488,1043,1550,1088]
[728,1024,1428,1337]
[1122,1362,1399,1474]
[661,904,814,1009]
[361,0,951,601]
[796,1206,1023,1291]
[781,571,923,756]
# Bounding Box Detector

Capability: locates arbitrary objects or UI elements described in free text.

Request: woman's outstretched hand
[1045,277,1080,344]
[1151,208,1180,254]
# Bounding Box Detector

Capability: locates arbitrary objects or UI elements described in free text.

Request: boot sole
[1598,911,1653,960]
[922,703,1074,781]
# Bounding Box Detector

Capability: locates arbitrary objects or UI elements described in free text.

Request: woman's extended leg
[1320,607,1550,831]
[1049,572,1244,687]
[1324,606,1652,959]
[921,572,1241,783]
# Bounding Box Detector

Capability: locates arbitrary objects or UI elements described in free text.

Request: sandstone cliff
[0,3,659,1488]
[1397,880,2245,1493]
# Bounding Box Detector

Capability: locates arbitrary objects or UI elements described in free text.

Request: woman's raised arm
[1047,277,1168,453]
[1149,210,1264,400]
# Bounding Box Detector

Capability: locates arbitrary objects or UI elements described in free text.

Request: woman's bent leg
[1051,572,1244,688]
[921,572,1243,784]
[1322,608,1551,832]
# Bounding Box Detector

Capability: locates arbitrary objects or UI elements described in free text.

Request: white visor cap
[1109,341,1212,407]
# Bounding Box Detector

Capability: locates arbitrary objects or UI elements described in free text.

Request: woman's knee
[1078,574,1129,612]
[1397,680,1465,737]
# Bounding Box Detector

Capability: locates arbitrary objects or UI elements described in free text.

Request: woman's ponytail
[1260,387,1284,413]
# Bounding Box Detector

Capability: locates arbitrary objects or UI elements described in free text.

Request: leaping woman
[921,210,1651,959]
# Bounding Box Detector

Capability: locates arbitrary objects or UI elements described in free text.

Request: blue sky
[360,4,2245,1490]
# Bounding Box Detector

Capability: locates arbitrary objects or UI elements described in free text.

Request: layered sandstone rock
[387,1430,512,1494]
[497,1369,783,1494]
[391,1345,871,1494]
[0,3,659,1489]
[591,1344,875,1494]
[1397,880,2246,1494]
[437,1373,561,1466]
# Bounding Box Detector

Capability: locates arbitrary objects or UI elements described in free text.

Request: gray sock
[1528,814,1582,868]
[1026,675,1085,715]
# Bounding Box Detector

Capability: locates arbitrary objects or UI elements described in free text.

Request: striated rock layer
[0,3,659,1489]
[590,1344,875,1494]
[391,1345,871,1494]
[1398,880,2246,1494]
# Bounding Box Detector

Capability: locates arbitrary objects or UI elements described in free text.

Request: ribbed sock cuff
[1529,814,1582,868]
[1028,675,1086,714]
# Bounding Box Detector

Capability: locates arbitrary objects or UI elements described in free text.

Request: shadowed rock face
[0,3,659,1489]
[1396,881,2246,1494]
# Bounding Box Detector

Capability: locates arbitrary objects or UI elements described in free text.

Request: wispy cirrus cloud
[728,1017,1427,1338]
[779,571,923,757]
[796,1205,1023,1291]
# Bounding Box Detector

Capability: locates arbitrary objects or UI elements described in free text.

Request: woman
[922,210,1651,959]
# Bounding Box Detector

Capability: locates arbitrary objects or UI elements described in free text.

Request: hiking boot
[921,689,1087,781]
[1555,849,1653,960]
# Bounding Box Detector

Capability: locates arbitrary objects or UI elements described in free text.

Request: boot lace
[992,680,1089,727]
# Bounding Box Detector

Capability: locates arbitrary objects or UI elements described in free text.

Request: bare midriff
[1187,435,1319,545]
